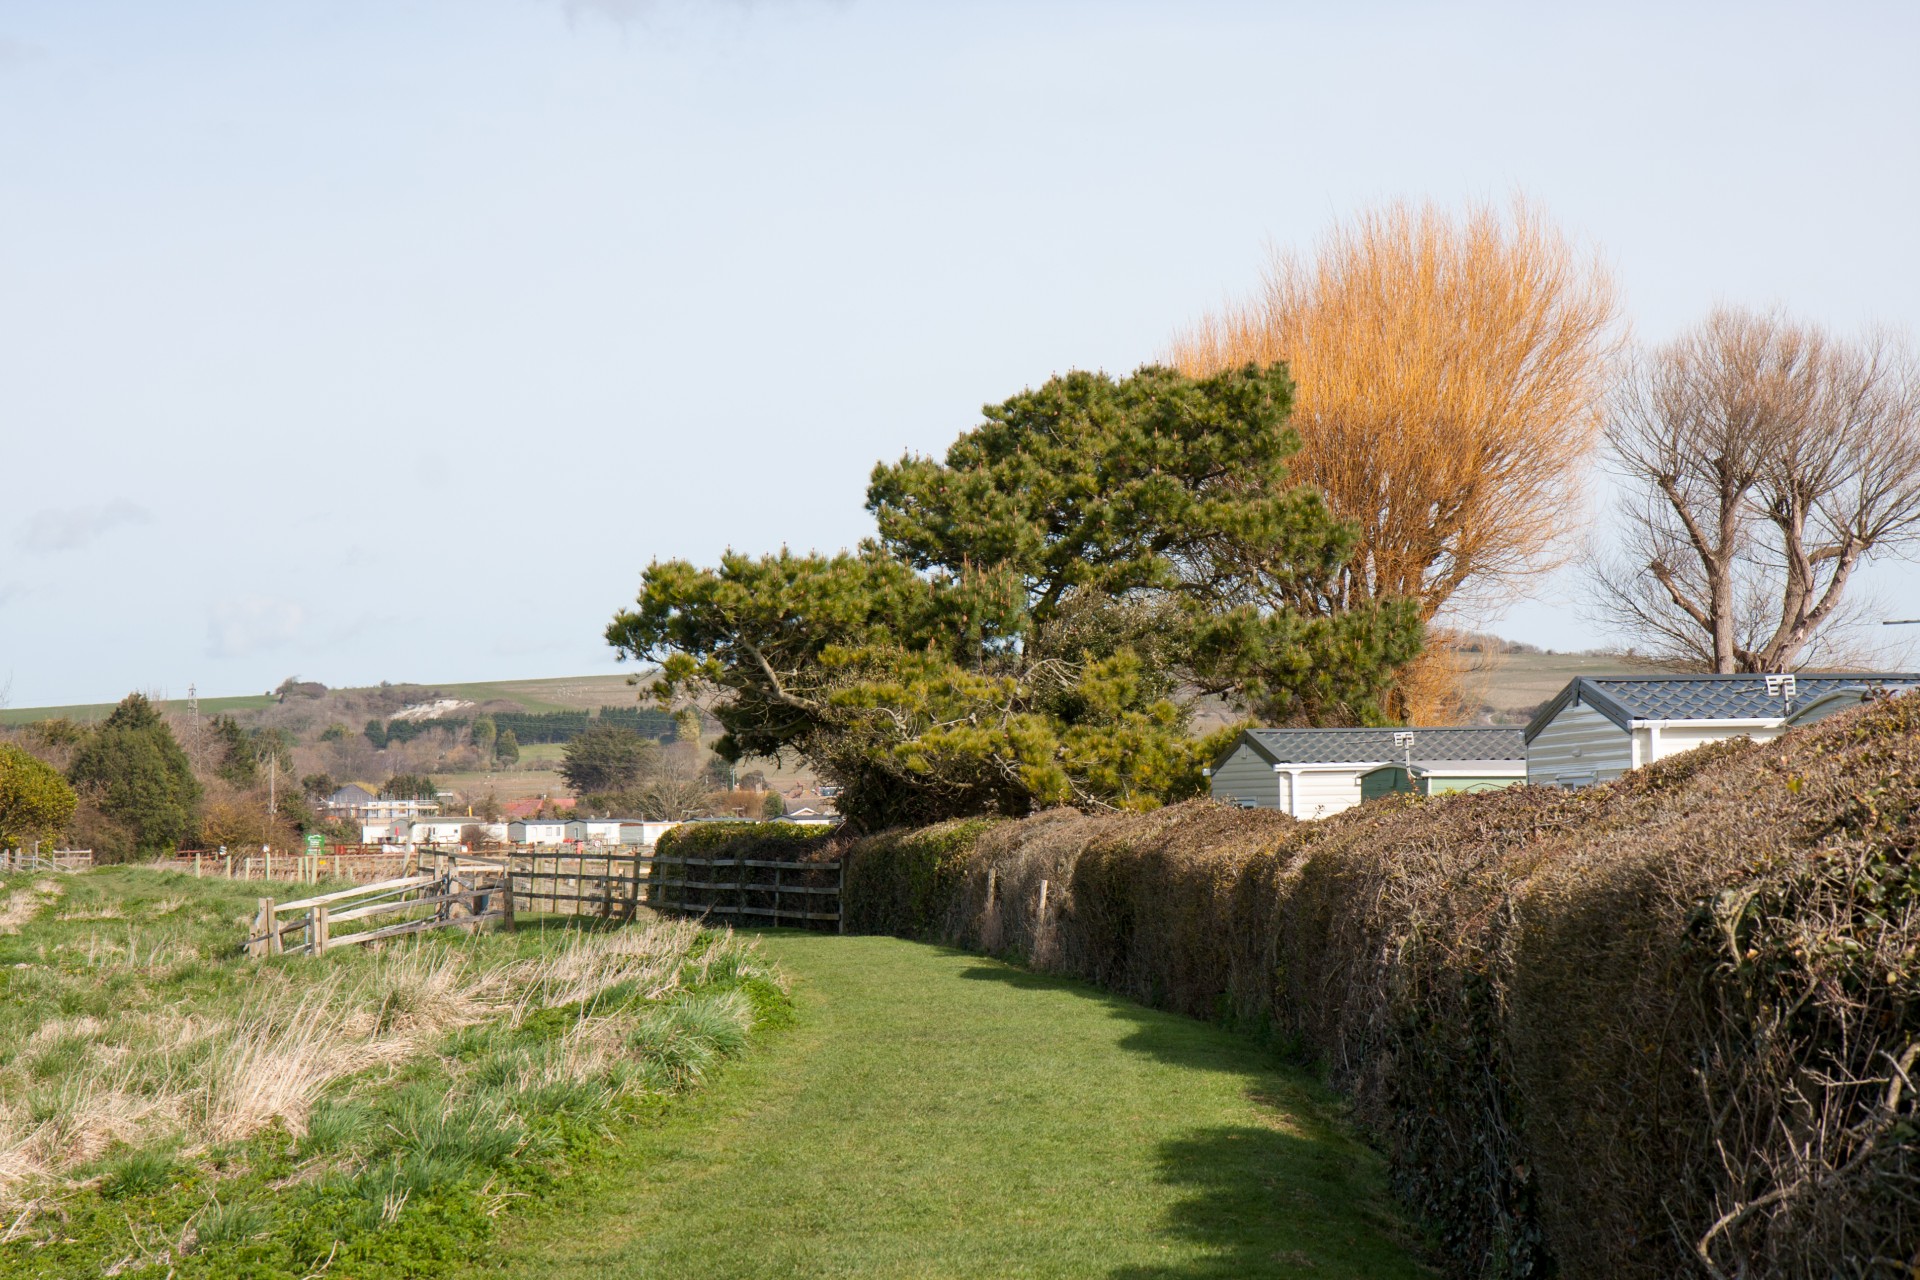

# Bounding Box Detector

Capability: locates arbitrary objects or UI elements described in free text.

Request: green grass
[0,869,786,1278]
[470,933,1429,1280]
[0,694,273,726]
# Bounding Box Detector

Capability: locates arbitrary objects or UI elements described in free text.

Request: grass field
[0,674,648,727]
[0,693,274,728]
[471,933,1429,1280]
[0,869,784,1278]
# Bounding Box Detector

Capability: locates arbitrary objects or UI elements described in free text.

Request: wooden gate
[641,853,842,930]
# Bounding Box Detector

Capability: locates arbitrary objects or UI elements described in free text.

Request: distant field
[1463,649,1685,722]
[0,692,274,727]
[0,673,650,727]
[0,653,1678,734]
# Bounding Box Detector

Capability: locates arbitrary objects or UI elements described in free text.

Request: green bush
[653,821,830,858]
[836,698,1920,1280]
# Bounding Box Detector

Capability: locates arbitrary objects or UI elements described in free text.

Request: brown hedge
[833,697,1920,1279]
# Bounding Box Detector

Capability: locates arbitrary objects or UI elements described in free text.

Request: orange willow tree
[1171,201,1619,717]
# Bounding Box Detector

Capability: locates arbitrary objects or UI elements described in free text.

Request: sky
[3,0,1918,708]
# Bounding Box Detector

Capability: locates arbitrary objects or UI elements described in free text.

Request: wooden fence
[173,848,416,884]
[507,851,649,922]
[244,859,509,957]
[1,845,93,873]
[642,854,842,930]
[242,849,841,955]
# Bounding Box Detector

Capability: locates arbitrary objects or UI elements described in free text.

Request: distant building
[1207,728,1526,818]
[774,811,840,827]
[1525,673,1920,788]
[617,820,682,847]
[411,818,506,847]
[1358,759,1526,802]
[508,818,570,845]
[326,783,438,822]
[361,818,410,845]
[565,818,625,846]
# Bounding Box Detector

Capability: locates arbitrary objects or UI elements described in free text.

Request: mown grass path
[474,933,1427,1280]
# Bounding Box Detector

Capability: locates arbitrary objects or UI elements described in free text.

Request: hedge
[833,697,1920,1280]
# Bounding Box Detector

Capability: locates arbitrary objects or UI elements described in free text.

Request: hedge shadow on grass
[954,961,1422,1278]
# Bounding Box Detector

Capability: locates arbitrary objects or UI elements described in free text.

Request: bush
[835,697,1920,1280]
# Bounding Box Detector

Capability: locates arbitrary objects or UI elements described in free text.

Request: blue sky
[4,0,1917,707]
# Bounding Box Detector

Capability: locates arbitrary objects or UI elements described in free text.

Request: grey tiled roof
[1525,674,1920,741]
[1234,727,1526,766]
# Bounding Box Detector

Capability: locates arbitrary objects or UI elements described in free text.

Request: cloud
[207,596,308,660]
[17,500,152,554]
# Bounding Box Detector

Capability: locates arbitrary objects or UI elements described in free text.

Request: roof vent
[1765,674,1797,698]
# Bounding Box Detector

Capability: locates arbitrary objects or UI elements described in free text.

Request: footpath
[474,932,1427,1279]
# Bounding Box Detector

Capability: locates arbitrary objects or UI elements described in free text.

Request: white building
[361,818,410,845]
[410,818,506,847]
[1524,673,1920,788]
[328,785,438,822]
[618,820,682,847]
[1207,727,1526,818]
[565,818,626,846]
[508,818,570,845]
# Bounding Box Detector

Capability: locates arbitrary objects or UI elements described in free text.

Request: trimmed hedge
[835,698,1920,1280]
[653,821,831,859]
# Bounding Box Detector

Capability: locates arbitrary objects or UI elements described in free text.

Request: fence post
[313,905,330,956]
[195,850,202,878]
[250,899,269,957]
[837,858,845,935]
[265,899,281,956]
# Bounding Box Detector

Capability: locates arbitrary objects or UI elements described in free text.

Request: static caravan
[1357,759,1526,803]
[617,820,683,848]
[508,819,570,845]
[1524,673,1920,788]
[1208,727,1526,819]
[565,818,625,846]
[410,818,507,847]
[1786,683,1919,729]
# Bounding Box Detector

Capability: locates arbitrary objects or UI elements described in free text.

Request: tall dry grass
[0,873,755,1209]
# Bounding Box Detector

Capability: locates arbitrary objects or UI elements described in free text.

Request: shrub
[836,698,1920,1280]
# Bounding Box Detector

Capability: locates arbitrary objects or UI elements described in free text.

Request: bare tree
[1590,308,1920,671]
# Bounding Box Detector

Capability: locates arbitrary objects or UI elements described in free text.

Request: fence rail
[506,851,649,922]
[241,849,841,955]
[244,859,509,957]
[1,845,93,873]
[642,854,843,930]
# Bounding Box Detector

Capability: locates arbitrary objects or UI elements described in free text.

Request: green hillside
[0,673,648,727]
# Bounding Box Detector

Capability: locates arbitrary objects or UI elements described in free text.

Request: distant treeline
[489,707,678,744]
[375,706,678,747]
